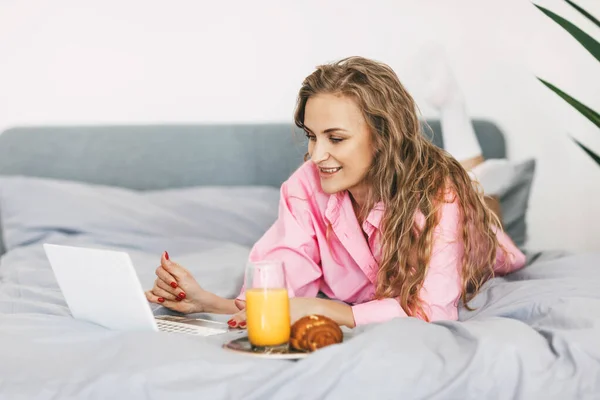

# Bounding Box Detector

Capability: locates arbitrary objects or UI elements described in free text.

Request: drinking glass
[244,260,290,352]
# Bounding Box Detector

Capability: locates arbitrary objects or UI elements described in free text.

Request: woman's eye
[305,133,316,141]
[330,137,343,143]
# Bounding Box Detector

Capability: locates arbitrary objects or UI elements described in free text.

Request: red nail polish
[239,321,246,328]
[178,292,186,299]
[227,320,235,327]
[170,282,178,288]
[158,297,164,303]
[164,251,169,260]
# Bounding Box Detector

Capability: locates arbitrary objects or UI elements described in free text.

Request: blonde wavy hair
[293,56,507,320]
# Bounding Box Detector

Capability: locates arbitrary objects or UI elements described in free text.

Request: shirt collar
[325,191,385,231]
[365,201,385,230]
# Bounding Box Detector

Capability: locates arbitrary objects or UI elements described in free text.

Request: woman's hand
[145,251,212,314]
[228,299,248,329]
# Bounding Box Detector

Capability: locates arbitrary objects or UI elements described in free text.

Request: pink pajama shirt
[238,161,526,326]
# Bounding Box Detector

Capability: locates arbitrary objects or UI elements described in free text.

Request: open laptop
[43,243,230,337]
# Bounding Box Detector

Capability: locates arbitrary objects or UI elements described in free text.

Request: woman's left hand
[228,297,320,329]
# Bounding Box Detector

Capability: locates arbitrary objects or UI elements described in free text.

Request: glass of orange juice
[244,260,290,352]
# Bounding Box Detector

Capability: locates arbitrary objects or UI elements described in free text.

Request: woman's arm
[347,195,466,326]
[237,177,324,301]
[203,295,239,315]
[290,297,356,328]
[267,194,467,328]
[149,166,326,317]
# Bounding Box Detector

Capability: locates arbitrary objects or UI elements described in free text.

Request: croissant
[289,314,343,352]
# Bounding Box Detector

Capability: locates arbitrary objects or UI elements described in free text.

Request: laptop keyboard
[156,319,227,336]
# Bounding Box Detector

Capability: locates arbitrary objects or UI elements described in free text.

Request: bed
[0,121,598,399]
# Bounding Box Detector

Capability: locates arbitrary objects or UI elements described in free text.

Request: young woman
[145,56,526,328]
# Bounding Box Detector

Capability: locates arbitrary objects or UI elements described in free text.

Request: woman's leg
[419,50,516,221]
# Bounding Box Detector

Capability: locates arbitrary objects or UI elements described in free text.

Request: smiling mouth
[319,166,342,176]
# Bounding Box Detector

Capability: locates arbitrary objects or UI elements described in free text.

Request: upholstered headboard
[0,119,509,256]
[0,120,505,190]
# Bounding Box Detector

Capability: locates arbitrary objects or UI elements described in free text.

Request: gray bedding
[1,177,599,399]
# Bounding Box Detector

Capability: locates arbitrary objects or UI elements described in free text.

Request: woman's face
[303,93,374,204]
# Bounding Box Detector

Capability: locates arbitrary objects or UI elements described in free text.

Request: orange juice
[245,288,290,347]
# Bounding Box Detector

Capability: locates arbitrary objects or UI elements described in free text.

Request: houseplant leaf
[537,78,600,129]
[534,3,600,63]
[535,2,600,171]
[572,137,600,167]
[566,0,600,28]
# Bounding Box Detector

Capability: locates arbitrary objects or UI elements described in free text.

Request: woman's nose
[310,140,330,163]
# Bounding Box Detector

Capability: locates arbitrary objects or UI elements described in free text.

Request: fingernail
[164,251,169,260]
[239,321,246,328]
[227,319,235,327]
[170,282,178,288]
[178,292,186,299]
[158,297,164,303]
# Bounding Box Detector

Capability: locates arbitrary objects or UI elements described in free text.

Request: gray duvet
[0,176,599,399]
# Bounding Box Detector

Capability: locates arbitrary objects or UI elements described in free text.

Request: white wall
[0,0,599,252]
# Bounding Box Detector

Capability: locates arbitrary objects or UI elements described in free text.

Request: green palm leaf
[572,137,600,167]
[535,3,600,171]
[537,78,600,129]
[534,3,600,63]
[566,0,600,28]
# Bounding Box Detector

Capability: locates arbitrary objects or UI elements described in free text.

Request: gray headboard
[0,119,505,190]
